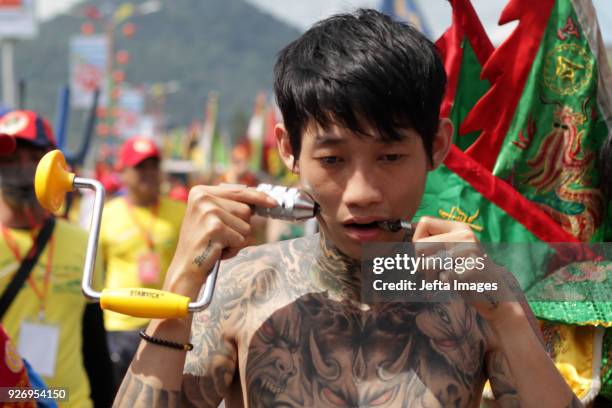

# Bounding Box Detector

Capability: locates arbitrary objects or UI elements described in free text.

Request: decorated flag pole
[68,88,100,167]
[55,85,70,151]
[54,87,100,167]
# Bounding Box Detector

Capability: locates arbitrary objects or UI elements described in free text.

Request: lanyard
[124,198,159,250]
[1,224,54,320]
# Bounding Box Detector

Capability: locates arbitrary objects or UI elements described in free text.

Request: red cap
[0,110,57,151]
[117,136,161,170]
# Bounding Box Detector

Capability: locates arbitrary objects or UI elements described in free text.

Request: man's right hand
[163,184,278,298]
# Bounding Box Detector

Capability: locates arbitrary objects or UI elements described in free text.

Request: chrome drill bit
[377,219,413,233]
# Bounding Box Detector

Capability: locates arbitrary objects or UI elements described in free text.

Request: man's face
[0,142,46,208]
[297,123,430,259]
[121,157,161,201]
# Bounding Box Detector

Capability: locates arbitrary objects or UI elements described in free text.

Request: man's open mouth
[342,221,384,242]
[344,221,380,230]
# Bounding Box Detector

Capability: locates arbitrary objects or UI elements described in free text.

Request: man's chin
[332,235,372,261]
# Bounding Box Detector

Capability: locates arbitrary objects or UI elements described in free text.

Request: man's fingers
[213,196,254,223]
[413,232,474,260]
[220,225,249,249]
[191,185,277,208]
[215,208,252,238]
[413,241,446,258]
[412,216,474,241]
[196,203,251,239]
[200,216,247,250]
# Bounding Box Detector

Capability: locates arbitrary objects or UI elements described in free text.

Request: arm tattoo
[193,240,213,267]
[113,371,180,407]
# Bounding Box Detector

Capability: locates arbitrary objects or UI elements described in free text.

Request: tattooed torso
[182,234,506,408]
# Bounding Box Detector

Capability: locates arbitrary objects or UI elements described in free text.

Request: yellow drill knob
[35,149,75,213]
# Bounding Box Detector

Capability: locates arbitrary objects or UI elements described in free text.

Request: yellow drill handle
[35,149,75,213]
[34,150,205,319]
[100,288,191,319]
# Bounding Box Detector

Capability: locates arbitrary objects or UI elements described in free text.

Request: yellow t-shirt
[101,196,185,331]
[0,219,103,408]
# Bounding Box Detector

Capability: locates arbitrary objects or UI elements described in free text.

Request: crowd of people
[0,107,310,407]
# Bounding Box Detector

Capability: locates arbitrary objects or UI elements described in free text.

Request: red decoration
[116,50,130,65]
[435,0,494,118]
[122,23,136,38]
[461,0,557,172]
[81,22,95,35]
[112,70,125,83]
[111,87,122,100]
[97,123,110,136]
[83,5,102,21]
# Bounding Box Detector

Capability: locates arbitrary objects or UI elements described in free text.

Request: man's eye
[380,154,404,162]
[318,156,342,165]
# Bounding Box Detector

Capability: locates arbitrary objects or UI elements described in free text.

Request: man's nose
[342,167,383,208]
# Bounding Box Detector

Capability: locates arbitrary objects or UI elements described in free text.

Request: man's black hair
[274,8,447,161]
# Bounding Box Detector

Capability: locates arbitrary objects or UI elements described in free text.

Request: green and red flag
[419,0,612,282]
[416,0,612,399]
[462,0,611,243]
[435,0,495,151]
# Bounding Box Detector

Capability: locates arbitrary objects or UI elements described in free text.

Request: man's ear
[430,118,453,170]
[275,123,299,173]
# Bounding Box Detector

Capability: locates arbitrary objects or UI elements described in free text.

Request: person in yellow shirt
[0,110,113,408]
[100,136,185,390]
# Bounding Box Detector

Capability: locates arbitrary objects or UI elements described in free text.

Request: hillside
[7,0,301,146]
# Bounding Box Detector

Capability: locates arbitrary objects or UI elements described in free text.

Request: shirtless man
[114,9,581,407]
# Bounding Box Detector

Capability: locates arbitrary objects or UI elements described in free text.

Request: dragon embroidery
[520,97,603,241]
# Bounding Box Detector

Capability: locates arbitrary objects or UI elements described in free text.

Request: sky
[38,0,612,45]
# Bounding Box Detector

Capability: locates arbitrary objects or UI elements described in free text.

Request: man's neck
[310,230,413,301]
[126,191,158,207]
[312,232,363,301]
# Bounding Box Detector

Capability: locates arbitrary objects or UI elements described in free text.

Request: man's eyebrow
[313,134,345,146]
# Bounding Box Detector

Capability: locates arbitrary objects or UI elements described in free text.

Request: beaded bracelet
[139,330,194,351]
